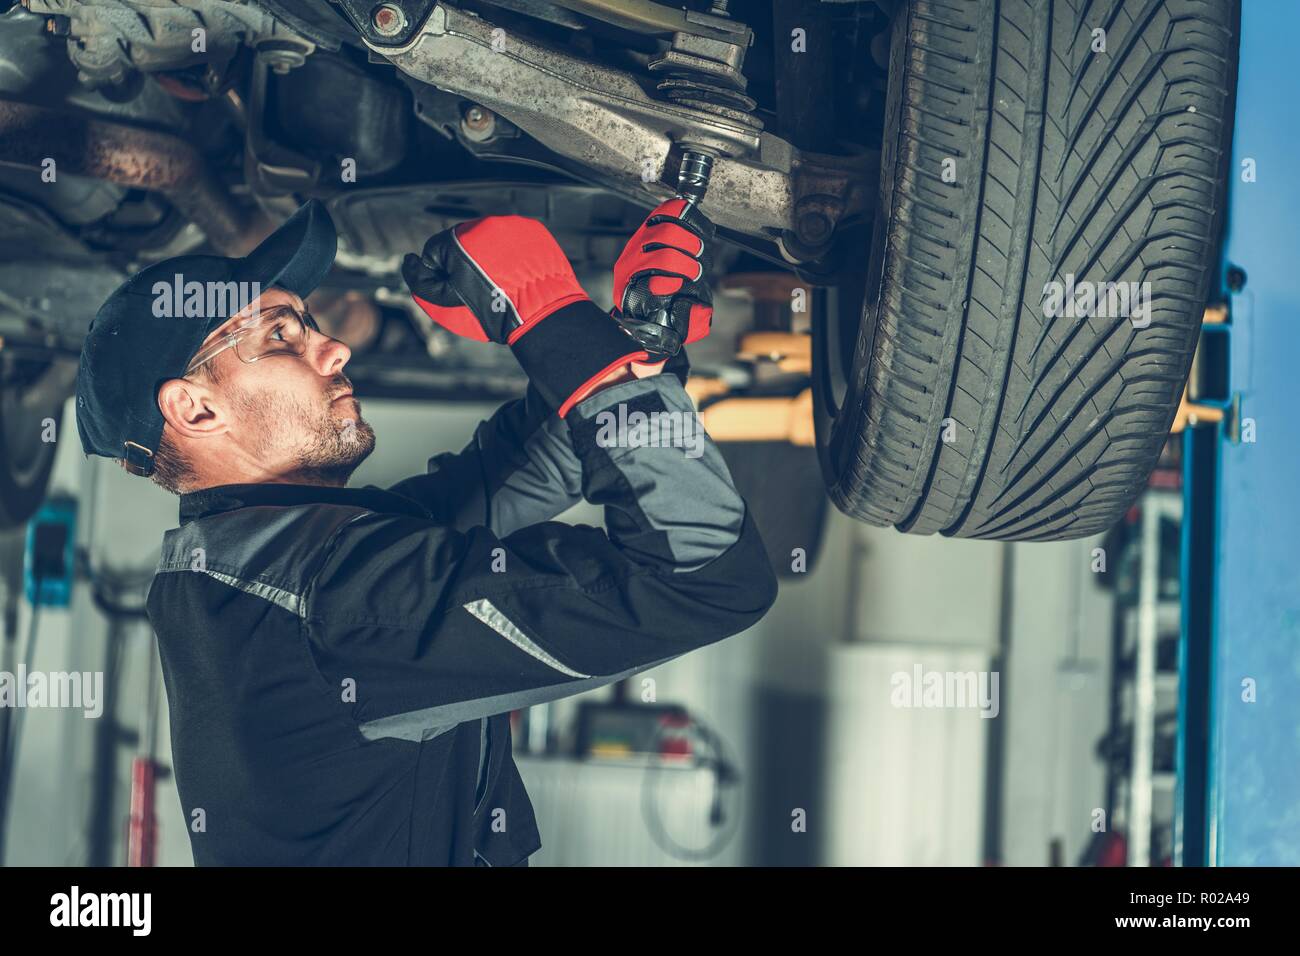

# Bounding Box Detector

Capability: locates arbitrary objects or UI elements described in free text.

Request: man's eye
[268,321,289,342]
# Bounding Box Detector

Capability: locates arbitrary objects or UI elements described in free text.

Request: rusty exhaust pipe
[0,100,275,256]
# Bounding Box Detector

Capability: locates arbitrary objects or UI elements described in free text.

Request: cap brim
[235,198,337,300]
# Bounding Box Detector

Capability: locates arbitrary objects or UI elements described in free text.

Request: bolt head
[796,211,832,244]
[372,3,406,37]
[461,105,496,140]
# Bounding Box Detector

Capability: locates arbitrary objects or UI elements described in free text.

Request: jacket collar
[179,482,431,525]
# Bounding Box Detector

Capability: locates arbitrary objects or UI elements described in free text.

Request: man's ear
[157,377,224,440]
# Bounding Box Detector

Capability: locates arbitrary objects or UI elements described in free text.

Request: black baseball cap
[75,199,337,476]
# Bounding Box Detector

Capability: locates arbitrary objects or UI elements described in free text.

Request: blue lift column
[1180,0,1300,866]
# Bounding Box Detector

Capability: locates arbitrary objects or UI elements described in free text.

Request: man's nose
[313,332,351,377]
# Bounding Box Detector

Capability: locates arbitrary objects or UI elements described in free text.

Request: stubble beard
[233,381,376,486]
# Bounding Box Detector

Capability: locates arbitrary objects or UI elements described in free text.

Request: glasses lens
[233,309,310,364]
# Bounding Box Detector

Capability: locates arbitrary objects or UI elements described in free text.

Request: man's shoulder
[152,500,380,620]
[159,500,371,572]
[153,480,473,630]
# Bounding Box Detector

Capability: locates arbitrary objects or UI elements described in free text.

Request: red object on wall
[127,757,158,867]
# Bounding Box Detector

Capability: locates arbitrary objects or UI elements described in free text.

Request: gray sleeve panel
[487,410,584,537]
[569,375,745,572]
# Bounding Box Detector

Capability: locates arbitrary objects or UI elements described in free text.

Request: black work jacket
[145,375,777,866]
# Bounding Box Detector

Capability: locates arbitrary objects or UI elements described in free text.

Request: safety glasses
[185,304,320,375]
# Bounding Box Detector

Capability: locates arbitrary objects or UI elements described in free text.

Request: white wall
[998,537,1114,866]
[822,526,1003,865]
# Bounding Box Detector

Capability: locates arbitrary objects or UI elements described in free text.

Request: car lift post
[1176,0,1300,866]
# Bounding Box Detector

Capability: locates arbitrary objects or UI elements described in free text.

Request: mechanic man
[74,198,777,866]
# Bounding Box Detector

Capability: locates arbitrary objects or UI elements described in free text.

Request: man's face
[186,287,376,485]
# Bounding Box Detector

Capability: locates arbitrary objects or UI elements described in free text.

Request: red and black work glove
[611,198,715,361]
[402,216,648,416]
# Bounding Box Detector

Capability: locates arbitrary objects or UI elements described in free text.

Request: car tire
[813,0,1239,540]
[0,372,63,529]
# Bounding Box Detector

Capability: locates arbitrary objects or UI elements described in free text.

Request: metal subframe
[363,1,869,250]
